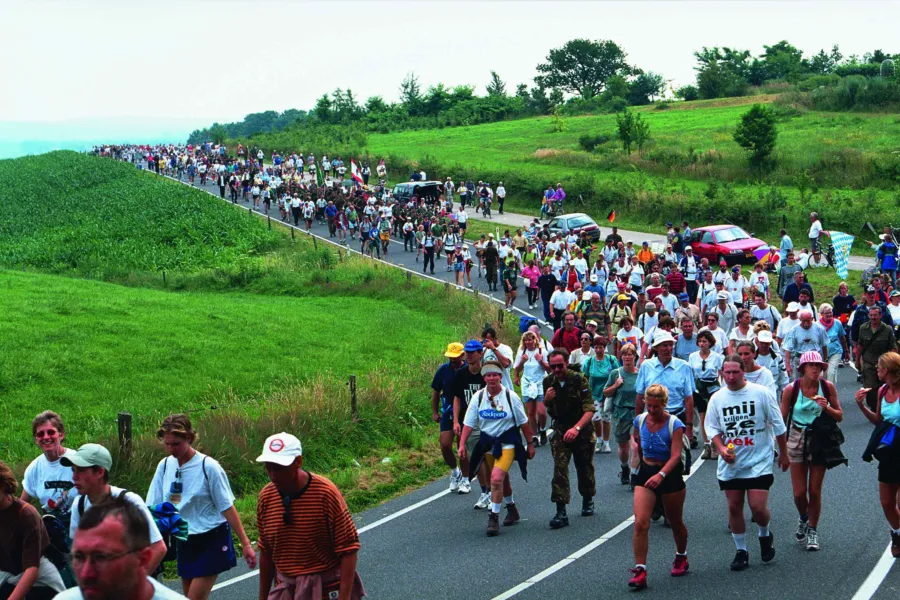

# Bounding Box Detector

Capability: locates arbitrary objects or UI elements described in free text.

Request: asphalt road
[135,164,897,599]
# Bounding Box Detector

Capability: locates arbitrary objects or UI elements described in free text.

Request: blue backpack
[519,316,538,333]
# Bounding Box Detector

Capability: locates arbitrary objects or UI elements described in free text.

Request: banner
[351,160,364,186]
[829,230,855,281]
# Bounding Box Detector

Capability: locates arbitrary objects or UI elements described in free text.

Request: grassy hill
[0,152,500,520]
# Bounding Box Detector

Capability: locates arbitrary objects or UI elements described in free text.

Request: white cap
[786,302,800,313]
[652,331,676,347]
[583,291,592,300]
[756,330,774,344]
[256,433,303,466]
[716,291,730,301]
[590,274,598,283]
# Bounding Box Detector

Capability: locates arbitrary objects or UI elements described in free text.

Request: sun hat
[716,291,730,300]
[256,433,303,466]
[798,351,828,373]
[678,292,690,301]
[586,320,598,327]
[583,291,592,300]
[652,331,675,347]
[444,343,465,358]
[590,274,598,283]
[891,290,900,298]
[481,360,504,376]
[617,294,628,302]
[60,444,113,471]
[645,302,656,310]
[756,330,774,344]
[786,302,800,313]
[464,339,484,352]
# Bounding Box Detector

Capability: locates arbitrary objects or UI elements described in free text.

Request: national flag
[350,160,364,186]
[607,210,616,223]
[829,230,855,281]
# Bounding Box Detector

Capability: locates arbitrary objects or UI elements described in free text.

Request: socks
[481,485,490,494]
[451,468,461,477]
[800,513,809,522]
[676,552,687,557]
[635,563,647,570]
[491,502,502,513]
[503,495,514,506]
[893,527,900,535]
[732,533,748,551]
[758,524,771,538]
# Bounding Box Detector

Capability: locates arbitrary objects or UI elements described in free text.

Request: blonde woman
[514,331,551,446]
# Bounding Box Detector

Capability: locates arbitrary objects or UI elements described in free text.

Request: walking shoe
[730,549,749,571]
[670,554,689,577]
[549,503,569,529]
[759,532,776,563]
[892,531,900,558]
[595,440,603,453]
[532,435,540,447]
[795,518,809,542]
[690,437,699,450]
[581,498,594,517]
[620,464,631,485]
[474,492,491,509]
[540,430,548,446]
[700,444,712,460]
[600,441,612,454]
[458,478,472,494]
[806,528,820,551]
[449,471,460,493]
[628,567,648,590]
[503,503,520,526]
[486,512,500,537]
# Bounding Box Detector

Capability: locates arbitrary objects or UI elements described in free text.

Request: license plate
[745,252,753,258]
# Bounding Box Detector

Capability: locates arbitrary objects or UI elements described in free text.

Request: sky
[2,0,898,148]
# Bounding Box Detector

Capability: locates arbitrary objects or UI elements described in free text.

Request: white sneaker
[600,441,612,454]
[595,440,603,454]
[449,471,460,493]
[458,478,472,494]
[474,492,491,509]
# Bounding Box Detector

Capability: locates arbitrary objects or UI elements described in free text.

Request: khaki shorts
[787,425,811,463]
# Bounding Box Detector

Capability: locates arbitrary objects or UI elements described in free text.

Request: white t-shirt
[809,219,823,240]
[463,387,528,439]
[23,451,76,514]
[728,327,756,344]
[698,326,729,352]
[571,257,588,276]
[724,276,748,304]
[56,577,188,599]
[658,293,678,315]
[744,366,776,396]
[69,486,163,544]
[776,316,800,340]
[514,348,548,399]
[484,343,515,390]
[750,304,781,330]
[616,326,644,350]
[704,382,786,481]
[146,453,236,535]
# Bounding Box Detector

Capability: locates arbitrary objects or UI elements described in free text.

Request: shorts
[176,522,237,579]
[694,380,719,413]
[454,262,464,273]
[484,447,516,472]
[878,459,900,484]
[787,425,812,464]
[613,411,635,444]
[522,394,544,404]
[380,232,390,242]
[439,406,454,432]
[592,397,612,423]
[464,429,481,457]
[717,474,774,491]
[503,281,517,293]
[632,461,686,496]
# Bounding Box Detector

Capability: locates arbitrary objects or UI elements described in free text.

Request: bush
[676,85,700,101]
[578,133,611,152]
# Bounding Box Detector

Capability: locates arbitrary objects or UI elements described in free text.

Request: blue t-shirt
[431,362,462,412]
[633,414,685,461]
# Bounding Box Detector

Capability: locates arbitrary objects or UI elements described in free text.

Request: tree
[536,38,632,98]
[758,40,804,82]
[633,113,651,156]
[676,85,699,101]
[806,45,843,75]
[423,84,451,116]
[486,71,507,97]
[365,96,388,114]
[208,123,227,144]
[627,71,666,105]
[616,109,636,154]
[515,83,530,102]
[399,72,422,114]
[696,59,748,99]
[733,104,777,166]
[313,94,333,123]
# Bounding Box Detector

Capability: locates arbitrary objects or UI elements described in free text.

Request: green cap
[60,444,113,471]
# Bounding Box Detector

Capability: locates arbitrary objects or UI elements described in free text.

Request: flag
[829,230,855,281]
[315,164,324,187]
[350,160,364,186]
[607,210,616,223]
[377,158,387,178]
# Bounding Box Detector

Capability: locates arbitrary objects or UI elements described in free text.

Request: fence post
[338,250,342,262]
[162,271,167,286]
[267,215,271,230]
[248,207,252,217]
[313,236,318,250]
[407,272,412,283]
[498,309,505,326]
[349,375,358,422]
[445,282,450,292]
[782,214,787,230]
[291,227,295,241]
[117,412,132,459]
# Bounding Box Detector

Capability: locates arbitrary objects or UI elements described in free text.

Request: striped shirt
[256,474,360,576]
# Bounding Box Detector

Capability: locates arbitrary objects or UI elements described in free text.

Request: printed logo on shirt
[478,409,509,420]
[720,400,759,443]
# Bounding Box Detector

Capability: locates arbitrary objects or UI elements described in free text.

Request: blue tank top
[882,387,900,428]
[633,414,685,461]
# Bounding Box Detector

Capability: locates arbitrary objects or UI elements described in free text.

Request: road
[137,165,897,599]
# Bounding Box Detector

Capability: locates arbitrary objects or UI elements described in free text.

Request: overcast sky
[3,0,898,133]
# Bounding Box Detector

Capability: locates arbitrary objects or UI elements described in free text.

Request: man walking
[432,343,470,494]
[543,349,596,529]
[256,433,365,600]
[856,306,897,409]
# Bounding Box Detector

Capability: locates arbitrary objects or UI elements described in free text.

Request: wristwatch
[659,471,667,479]
[574,425,582,432]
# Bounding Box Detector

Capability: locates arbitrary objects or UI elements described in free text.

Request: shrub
[578,133,611,152]
[676,85,699,101]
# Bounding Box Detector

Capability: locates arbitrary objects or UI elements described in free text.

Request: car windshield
[567,216,594,228]
[714,227,750,243]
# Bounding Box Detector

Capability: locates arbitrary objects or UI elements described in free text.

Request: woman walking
[604,343,640,485]
[522,259,541,310]
[583,333,620,454]
[514,331,551,446]
[688,331,723,459]
[819,303,849,384]
[781,351,844,551]
[629,384,689,590]
[855,352,900,557]
[146,414,257,600]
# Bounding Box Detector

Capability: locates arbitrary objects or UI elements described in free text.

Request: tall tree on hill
[313,94,334,123]
[626,71,666,105]
[486,71,507,97]
[733,104,777,167]
[399,72,423,115]
[535,39,632,99]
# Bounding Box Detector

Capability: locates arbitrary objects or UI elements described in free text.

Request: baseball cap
[464,339,484,352]
[678,292,690,301]
[685,245,692,251]
[891,290,900,298]
[731,266,741,273]
[617,282,626,289]
[256,433,303,466]
[481,360,504,376]
[590,274,598,283]
[866,285,876,293]
[652,331,675,347]
[582,291,592,300]
[444,342,465,358]
[586,320,598,327]
[716,291,730,300]
[642,241,648,246]
[786,302,800,312]
[645,302,656,310]
[756,330,774,344]
[60,444,113,471]
[617,294,628,301]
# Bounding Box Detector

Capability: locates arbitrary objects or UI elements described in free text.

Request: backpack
[637,413,692,475]
[78,487,129,517]
[519,316,538,334]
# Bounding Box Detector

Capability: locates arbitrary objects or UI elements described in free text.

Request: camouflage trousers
[550,431,596,504]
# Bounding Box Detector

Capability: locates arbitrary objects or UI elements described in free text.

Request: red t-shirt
[551,327,582,353]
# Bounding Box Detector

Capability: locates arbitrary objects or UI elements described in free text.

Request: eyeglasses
[35,430,58,438]
[70,549,140,569]
[550,363,567,370]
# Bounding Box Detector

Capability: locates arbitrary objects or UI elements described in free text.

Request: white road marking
[492,458,709,600]
[850,543,896,600]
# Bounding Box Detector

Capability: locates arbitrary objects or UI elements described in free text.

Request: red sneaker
[628,567,648,590]
[671,554,689,577]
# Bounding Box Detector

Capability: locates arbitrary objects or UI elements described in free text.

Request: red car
[688,225,768,265]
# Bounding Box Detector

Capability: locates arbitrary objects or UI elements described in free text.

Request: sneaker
[458,478,472,495]
[730,549,749,571]
[449,471,460,493]
[540,430,548,447]
[600,441,612,454]
[595,440,603,454]
[759,532,776,563]
[532,435,540,447]
[474,492,491,509]
[620,464,630,485]
[795,518,809,542]
[891,532,900,558]
[806,528,820,551]
[628,567,648,590]
[700,444,712,460]
[671,554,689,577]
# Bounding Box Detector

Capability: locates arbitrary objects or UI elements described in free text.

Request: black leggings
[423,248,435,272]
[527,287,538,305]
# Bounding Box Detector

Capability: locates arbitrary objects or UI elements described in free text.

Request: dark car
[547,213,602,242]
[391,181,443,203]
[689,224,768,265]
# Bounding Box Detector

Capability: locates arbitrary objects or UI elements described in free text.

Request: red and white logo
[269,438,285,452]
